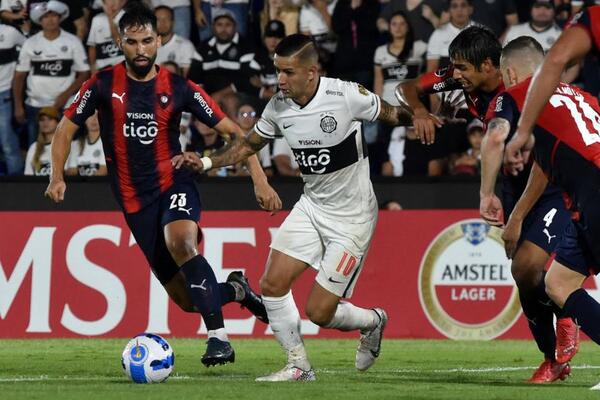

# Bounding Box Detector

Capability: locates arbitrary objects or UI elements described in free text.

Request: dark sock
[519,284,556,360]
[563,288,600,345]
[219,282,236,305]
[180,254,224,330]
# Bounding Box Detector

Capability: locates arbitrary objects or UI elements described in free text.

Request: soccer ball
[121,333,174,383]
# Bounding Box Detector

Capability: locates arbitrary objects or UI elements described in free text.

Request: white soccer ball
[121,333,174,383]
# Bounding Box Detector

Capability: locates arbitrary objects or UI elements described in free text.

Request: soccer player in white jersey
[173,34,413,381]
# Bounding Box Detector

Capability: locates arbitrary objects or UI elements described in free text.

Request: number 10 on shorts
[336,251,358,277]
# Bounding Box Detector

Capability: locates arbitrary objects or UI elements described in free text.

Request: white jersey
[152,0,190,7]
[24,140,77,175]
[0,0,26,12]
[156,34,198,69]
[255,77,380,223]
[87,13,124,70]
[427,21,476,61]
[374,40,427,105]
[16,30,89,107]
[0,24,25,92]
[503,22,562,51]
[69,137,106,176]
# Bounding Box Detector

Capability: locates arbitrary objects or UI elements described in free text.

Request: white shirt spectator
[427,21,476,64]
[503,22,562,51]
[156,34,198,70]
[87,12,124,70]
[0,23,25,92]
[16,29,89,107]
[299,1,338,53]
[24,140,77,175]
[0,0,27,13]
[68,137,106,176]
[272,137,298,170]
[152,0,190,6]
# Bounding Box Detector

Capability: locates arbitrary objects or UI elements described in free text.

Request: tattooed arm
[377,99,414,127]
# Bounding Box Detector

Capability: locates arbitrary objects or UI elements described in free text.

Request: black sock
[563,288,600,345]
[219,282,236,305]
[518,284,556,360]
[180,254,224,330]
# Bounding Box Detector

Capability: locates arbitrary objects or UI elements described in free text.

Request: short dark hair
[119,1,157,34]
[448,25,501,68]
[274,34,318,65]
[502,36,544,60]
[154,5,174,20]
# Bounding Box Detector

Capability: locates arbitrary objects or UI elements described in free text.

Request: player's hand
[502,215,522,259]
[435,91,467,124]
[172,152,204,173]
[412,107,443,145]
[479,193,503,227]
[504,129,531,176]
[254,180,282,215]
[45,179,66,203]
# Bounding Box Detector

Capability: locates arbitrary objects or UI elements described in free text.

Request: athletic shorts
[519,193,571,254]
[124,182,201,284]
[270,195,377,298]
[554,207,600,276]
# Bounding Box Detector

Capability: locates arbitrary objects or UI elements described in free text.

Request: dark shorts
[555,215,600,277]
[519,194,571,254]
[124,182,201,284]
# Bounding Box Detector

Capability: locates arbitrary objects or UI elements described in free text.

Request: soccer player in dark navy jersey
[45,1,281,367]
[492,37,600,389]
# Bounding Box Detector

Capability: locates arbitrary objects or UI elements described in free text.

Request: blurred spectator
[188,117,232,176]
[27,0,90,39]
[571,0,600,14]
[380,126,407,176]
[377,0,447,42]
[272,137,299,176]
[155,5,198,77]
[380,199,403,210]
[0,0,31,33]
[449,118,482,176]
[14,0,90,146]
[161,60,181,75]
[236,99,273,175]
[426,0,475,72]
[331,0,379,88]
[504,1,561,51]
[151,0,192,40]
[300,0,337,57]
[0,21,25,175]
[259,0,299,38]
[471,0,517,40]
[24,106,70,175]
[87,0,125,73]
[66,111,107,176]
[196,0,250,42]
[189,8,259,101]
[253,19,284,101]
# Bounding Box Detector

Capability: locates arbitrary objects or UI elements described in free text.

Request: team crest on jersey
[357,84,369,96]
[320,115,337,133]
[158,93,171,108]
[61,46,68,53]
[227,48,238,59]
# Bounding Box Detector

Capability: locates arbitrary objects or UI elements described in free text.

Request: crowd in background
[0,0,598,179]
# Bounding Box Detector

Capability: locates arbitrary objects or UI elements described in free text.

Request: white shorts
[270,195,377,298]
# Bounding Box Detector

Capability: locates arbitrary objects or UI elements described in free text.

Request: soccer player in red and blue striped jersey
[45,1,281,367]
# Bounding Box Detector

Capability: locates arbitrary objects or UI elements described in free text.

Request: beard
[126,53,157,78]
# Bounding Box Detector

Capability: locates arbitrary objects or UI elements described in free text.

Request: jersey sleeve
[254,96,280,139]
[63,75,100,126]
[72,38,90,72]
[484,92,518,127]
[344,81,381,122]
[23,143,35,175]
[86,16,99,46]
[566,6,600,52]
[417,66,463,94]
[15,39,31,72]
[183,80,225,128]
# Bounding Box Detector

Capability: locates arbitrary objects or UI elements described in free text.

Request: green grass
[1,339,599,399]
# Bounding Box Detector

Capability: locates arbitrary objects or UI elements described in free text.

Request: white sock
[207,328,228,342]
[324,301,379,332]
[263,291,311,370]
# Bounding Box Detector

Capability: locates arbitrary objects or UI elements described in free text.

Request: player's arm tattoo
[210,130,270,168]
[377,99,413,126]
[487,118,510,136]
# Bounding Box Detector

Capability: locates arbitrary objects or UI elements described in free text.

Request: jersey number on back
[549,94,600,146]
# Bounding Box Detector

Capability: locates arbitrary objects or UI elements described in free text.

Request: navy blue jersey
[65,62,225,213]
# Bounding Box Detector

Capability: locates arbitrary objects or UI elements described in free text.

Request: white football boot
[355,308,388,371]
[256,344,316,382]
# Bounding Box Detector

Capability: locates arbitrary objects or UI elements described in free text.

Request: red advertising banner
[1,211,597,339]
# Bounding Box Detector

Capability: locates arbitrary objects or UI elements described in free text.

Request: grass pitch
[1,339,600,400]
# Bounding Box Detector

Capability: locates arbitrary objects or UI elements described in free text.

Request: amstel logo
[419,219,521,340]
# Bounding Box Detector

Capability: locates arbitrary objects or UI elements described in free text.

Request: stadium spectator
[196,0,250,42]
[0,0,31,33]
[299,0,336,58]
[161,60,181,75]
[188,8,259,101]
[154,5,198,77]
[151,0,193,40]
[13,0,90,146]
[331,0,379,88]
[66,111,107,176]
[236,99,273,175]
[25,0,91,40]
[259,0,299,39]
[504,1,562,51]
[0,21,25,175]
[380,199,403,210]
[426,0,475,72]
[24,106,70,175]
[470,0,517,40]
[377,0,447,42]
[449,118,482,175]
[253,19,285,101]
[87,0,126,73]
[188,118,233,176]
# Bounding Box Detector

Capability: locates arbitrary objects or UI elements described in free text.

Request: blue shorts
[124,182,201,284]
[519,193,571,253]
[554,207,600,276]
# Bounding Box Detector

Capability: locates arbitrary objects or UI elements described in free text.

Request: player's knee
[259,274,287,297]
[305,306,333,327]
[166,236,198,265]
[545,273,568,307]
[510,260,541,289]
